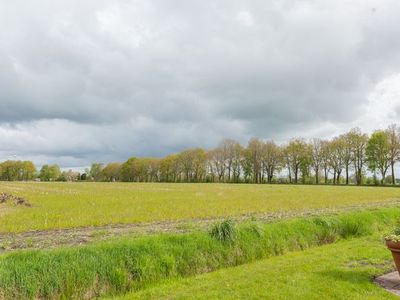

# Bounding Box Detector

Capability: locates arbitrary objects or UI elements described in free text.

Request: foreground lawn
[116,235,397,300]
[1,182,400,232]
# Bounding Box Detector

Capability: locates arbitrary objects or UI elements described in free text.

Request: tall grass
[209,219,236,243]
[1,207,400,299]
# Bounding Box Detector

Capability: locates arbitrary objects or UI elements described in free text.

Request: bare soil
[0,192,31,206]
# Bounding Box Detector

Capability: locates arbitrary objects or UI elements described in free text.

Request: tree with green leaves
[0,160,37,181]
[121,157,136,182]
[88,163,104,181]
[102,163,122,181]
[284,139,310,184]
[39,164,61,181]
[366,130,391,184]
[160,154,179,182]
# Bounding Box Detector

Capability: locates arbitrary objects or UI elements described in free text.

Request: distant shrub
[210,219,236,243]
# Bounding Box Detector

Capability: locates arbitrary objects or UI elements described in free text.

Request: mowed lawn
[115,235,397,300]
[1,182,400,232]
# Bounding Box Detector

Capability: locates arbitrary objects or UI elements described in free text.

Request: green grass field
[1,182,400,233]
[118,235,396,300]
[1,207,399,299]
[1,182,400,299]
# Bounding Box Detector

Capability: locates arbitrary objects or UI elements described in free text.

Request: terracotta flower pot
[386,240,400,276]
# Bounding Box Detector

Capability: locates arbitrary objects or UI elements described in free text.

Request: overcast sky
[1,0,400,168]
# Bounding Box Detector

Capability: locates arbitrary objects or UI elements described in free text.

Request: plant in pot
[385,227,400,276]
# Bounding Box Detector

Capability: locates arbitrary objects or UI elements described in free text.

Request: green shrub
[209,219,236,243]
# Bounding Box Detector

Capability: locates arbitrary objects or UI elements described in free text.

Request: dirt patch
[0,193,31,207]
[1,199,400,252]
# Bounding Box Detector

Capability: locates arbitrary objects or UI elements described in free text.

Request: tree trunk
[392,162,396,185]
[345,165,349,185]
[381,169,387,185]
[356,169,362,185]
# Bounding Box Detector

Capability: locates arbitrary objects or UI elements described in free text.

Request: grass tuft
[209,219,236,243]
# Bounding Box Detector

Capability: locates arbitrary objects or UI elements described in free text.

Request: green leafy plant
[384,226,400,242]
[210,219,236,243]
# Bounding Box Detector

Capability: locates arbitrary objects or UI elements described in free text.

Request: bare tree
[209,146,226,182]
[338,133,353,185]
[231,142,243,183]
[348,128,368,185]
[262,140,282,183]
[244,138,264,183]
[220,139,240,182]
[177,149,206,182]
[310,138,323,184]
[299,143,312,184]
[329,137,345,184]
[320,140,332,184]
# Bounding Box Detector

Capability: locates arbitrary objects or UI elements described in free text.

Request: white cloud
[236,11,254,27]
[0,0,400,167]
[357,73,400,131]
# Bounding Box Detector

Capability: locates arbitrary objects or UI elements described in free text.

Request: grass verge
[0,207,399,299]
[116,235,397,300]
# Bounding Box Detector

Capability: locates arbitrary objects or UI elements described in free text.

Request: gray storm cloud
[1,0,400,167]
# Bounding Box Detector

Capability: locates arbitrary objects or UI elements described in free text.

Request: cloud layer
[1,0,400,167]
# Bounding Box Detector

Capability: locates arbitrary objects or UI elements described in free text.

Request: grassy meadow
[1,207,399,299]
[1,182,400,299]
[1,182,400,233]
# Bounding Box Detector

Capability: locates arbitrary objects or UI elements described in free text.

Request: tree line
[87,125,400,185]
[0,161,81,182]
[1,125,400,185]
